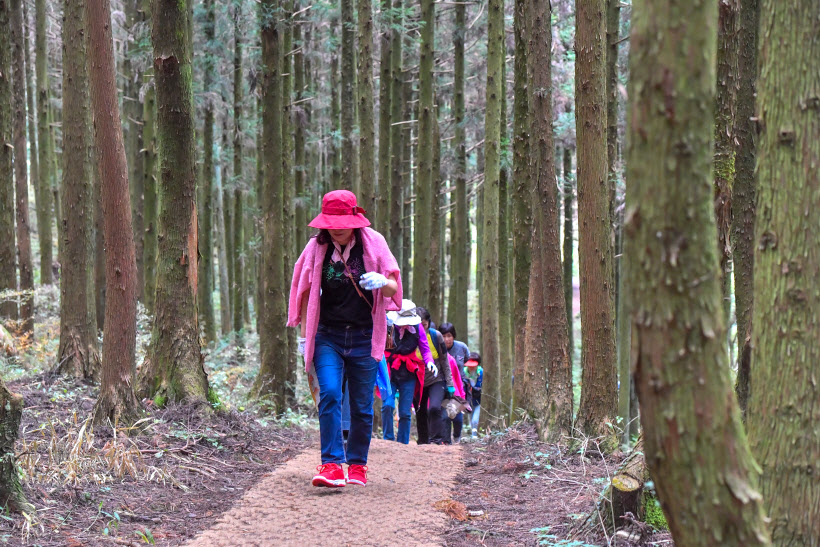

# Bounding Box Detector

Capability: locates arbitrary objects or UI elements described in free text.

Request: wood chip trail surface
[185,438,463,546]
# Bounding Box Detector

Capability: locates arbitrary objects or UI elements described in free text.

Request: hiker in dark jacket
[439,322,470,443]
[415,307,454,444]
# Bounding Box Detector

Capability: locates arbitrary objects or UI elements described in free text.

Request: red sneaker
[312,463,346,487]
[346,464,368,486]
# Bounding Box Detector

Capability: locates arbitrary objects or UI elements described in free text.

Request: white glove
[359,271,389,290]
[297,337,306,357]
[426,362,438,377]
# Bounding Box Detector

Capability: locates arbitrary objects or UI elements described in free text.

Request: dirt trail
[185,438,463,546]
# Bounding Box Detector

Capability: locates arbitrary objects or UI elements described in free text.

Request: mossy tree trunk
[731,0,758,419]
[0,378,33,513]
[480,0,503,422]
[139,0,210,407]
[125,0,145,303]
[413,0,434,308]
[10,0,33,335]
[388,0,404,271]
[574,0,617,445]
[625,0,771,544]
[34,0,52,285]
[562,148,574,368]
[57,0,100,381]
[523,0,572,441]
[142,14,158,315]
[713,0,739,323]
[358,0,375,216]
[281,2,296,388]
[747,0,820,543]
[376,0,391,234]
[232,0,245,335]
[340,0,355,190]
[86,0,141,426]
[511,0,530,377]
[0,0,16,320]
[197,0,217,344]
[254,1,292,412]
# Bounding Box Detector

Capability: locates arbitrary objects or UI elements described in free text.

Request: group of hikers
[287,189,484,488]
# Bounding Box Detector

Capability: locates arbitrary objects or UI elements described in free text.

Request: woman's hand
[426,362,438,377]
[359,272,389,290]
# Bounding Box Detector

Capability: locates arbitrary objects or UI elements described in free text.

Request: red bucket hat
[308,190,371,230]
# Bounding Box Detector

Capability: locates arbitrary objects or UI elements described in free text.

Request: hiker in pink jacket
[287,190,402,488]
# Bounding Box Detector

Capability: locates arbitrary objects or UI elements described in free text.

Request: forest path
[185,438,463,546]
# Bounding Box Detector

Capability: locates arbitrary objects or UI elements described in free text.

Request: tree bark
[142,32,158,314]
[731,0,758,419]
[388,0,404,267]
[10,0,33,335]
[34,0,52,285]
[281,3,296,389]
[139,0,210,407]
[232,0,245,335]
[524,0,572,442]
[480,0,503,423]
[197,0,217,344]
[429,101,442,323]
[340,0,355,190]
[23,0,39,294]
[254,2,292,411]
[574,0,617,445]
[93,146,106,331]
[625,0,771,544]
[713,0,739,323]
[125,0,145,303]
[562,148,574,369]
[86,0,142,425]
[215,166,231,336]
[57,0,100,381]
[413,0,435,308]
[376,0,391,235]
[511,0,530,379]
[0,378,33,513]
[358,0,375,216]
[0,0,16,320]
[747,0,820,543]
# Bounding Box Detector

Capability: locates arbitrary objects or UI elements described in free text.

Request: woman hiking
[382,300,438,444]
[287,189,402,488]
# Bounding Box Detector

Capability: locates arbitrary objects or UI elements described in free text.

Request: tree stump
[0,380,33,513]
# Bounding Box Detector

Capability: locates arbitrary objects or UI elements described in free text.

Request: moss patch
[642,493,668,530]
[207,387,222,409]
[153,394,167,408]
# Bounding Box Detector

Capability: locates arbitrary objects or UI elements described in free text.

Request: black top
[319,240,374,329]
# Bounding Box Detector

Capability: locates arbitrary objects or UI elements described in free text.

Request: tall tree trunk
[330,49,341,189]
[713,0,739,324]
[143,34,158,314]
[11,0,33,335]
[358,0,375,215]
[34,0,52,285]
[57,0,100,381]
[198,0,217,344]
[125,0,145,302]
[215,166,231,336]
[574,0,617,444]
[340,0,355,190]
[731,0,758,418]
[23,0,39,291]
[429,101,442,322]
[388,0,403,263]
[747,0,820,543]
[523,0,572,441]
[254,1,292,411]
[498,63,513,420]
[0,0,16,320]
[414,0,434,308]
[625,0,770,543]
[222,119,234,334]
[562,149,574,369]
[281,2,296,388]
[400,75,412,284]
[481,0,503,423]
[87,0,141,425]
[511,0,530,378]
[232,0,245,335]
[139,0,210,407]
[605,0,619,215]
[376,0,391,234]
[0,378,33,513]
[94,146,106,330]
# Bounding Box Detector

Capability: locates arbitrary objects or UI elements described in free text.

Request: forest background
[0,0,817,545]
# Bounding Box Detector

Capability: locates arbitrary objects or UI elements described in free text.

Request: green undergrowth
[642,491,668,530]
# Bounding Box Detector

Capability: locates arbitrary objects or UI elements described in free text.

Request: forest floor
[0,287,673,546]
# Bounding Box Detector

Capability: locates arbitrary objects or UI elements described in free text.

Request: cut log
[572,435,661,539]
[0,379,33,513]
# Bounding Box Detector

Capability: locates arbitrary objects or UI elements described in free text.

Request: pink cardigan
[287,227,402,372]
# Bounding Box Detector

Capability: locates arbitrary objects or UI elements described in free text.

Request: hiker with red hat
[287,190,402,488]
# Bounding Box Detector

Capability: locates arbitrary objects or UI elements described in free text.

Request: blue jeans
[313,324,379,465]
[382,377,417,444]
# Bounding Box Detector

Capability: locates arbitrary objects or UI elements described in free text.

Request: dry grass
[17,412,183,489]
